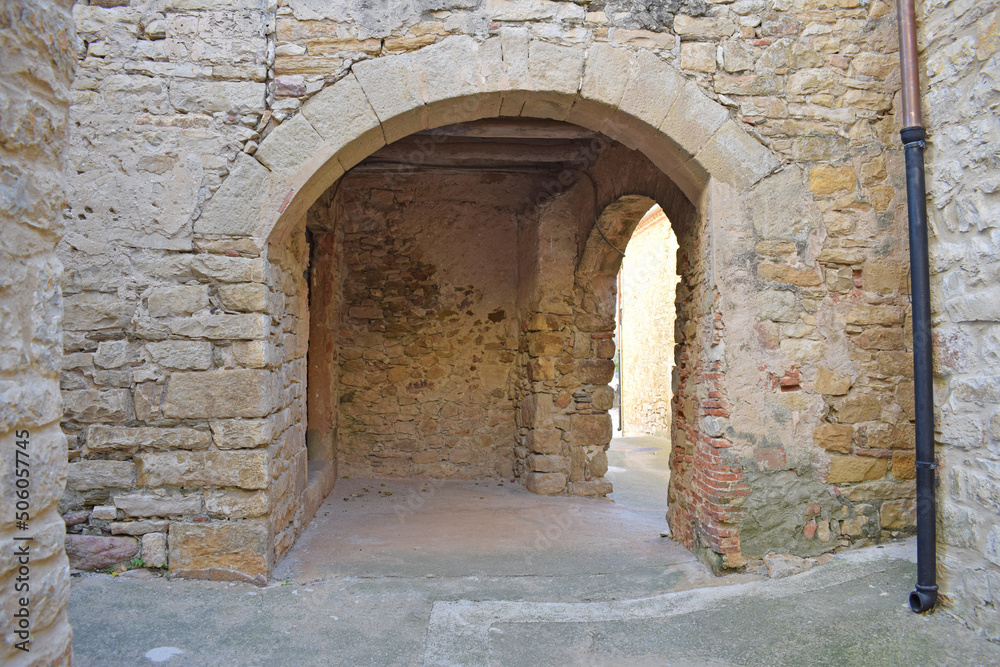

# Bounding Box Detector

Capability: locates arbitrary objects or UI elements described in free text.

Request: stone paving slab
[66,478,1000,666]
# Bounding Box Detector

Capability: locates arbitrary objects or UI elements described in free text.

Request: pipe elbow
[909,586,937,613]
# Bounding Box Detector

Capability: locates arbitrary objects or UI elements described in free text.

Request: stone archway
[179,35,795,577]
[56,32,915,585]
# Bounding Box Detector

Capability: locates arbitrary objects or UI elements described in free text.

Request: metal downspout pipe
[896,0,937,614]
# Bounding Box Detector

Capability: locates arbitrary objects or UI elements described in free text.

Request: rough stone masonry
[1,1,75,664]
[18,0,996,643]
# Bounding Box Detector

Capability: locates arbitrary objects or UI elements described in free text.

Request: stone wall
[328,170,525,479]
[55,0,927,585]
[620,207,678,437]
[922,0,1000,639]
[1,0,74,663]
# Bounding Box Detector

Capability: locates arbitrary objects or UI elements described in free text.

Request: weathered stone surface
[63,389,133,423]
[163,369,276,418]
[526,428,562,454]
[87,425,211,453]
[205,489,269,518]
[527,454,569,473]
[218,283,269,312]
[835,394,881,423]
[813,423,852,454]
[110,519,170,535]
[65,535,139,570]
[814,367,851,395]
[827,456,887,484]
[136,451,269,489]
[880,498,915,531]
[194,154,272,236]
[166,313,270,340]
[568,413,612,446]
[764,554,810,579]
[146,340,213,370]
[148,285,209,317]
[255,113,323,175]
[210,419,274,449]
[568,480,613,496]
[524,472,566,495]
[808,165,856,195]
[169,80,264,114]
[141,532,168,568]
[113,492,203,518]
[67,460,136,492]
[169,520,272,584]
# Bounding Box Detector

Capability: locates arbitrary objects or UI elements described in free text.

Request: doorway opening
[607,204,679,514]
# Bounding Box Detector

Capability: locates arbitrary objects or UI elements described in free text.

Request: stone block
[528,40,584,95]
[618,50,684,129]
[835,394,881,423]
[581,43,632,108]
[232,340,277,368]
[87,425,211,453]
[880,498,916,530]
[255,113,323,176]
[568,480,613,496]
[188,255,267,283]
[352,53,425,143]
[695,120,780,191]
[660,80,728,158]
[110,520,170,536]
[576,359,615,385]
[845,305,903,326]
[814,367,851,395]
[205,489,269,518]
[218,283,269,312]
[63,292,133,331]
[680,42,717,73]
[946,291,1000,322]
[146,340,213,370]
[65,535,139,570]
[526,428,562,454]
[568,413,612,447]
[592,385,614,411]
[527,332,566,356]
[166,313,269,340]
[148,285,209,317]
[301,72,384,155]
[588,449,609,477]
[892,452,916,480]
[808,165,856,195]
[758,263,822,287]
[524,472,566,495]
[869,423,914,450]
[169,80,264,115]
[163,369,276,418]
[91,505,118,521]
[169,520,272,585]
[673,15,737,38]
[410,36,483,104]
[113,493,203,518]
[136,450,269,490]
[527,454,569,473]
[141,532,168,568]
[194,154,271,236]
[94,340,140,369]
[67,460,136,492]
[827,456,887,483]
[759,290,798,323]
[210,419,274,449]
[813,423,853,454]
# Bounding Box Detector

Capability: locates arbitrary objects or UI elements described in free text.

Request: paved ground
[67,436,1000,666]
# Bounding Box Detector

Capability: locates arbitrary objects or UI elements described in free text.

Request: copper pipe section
[897,0,922,128]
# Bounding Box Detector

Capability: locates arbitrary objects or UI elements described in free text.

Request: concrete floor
[67,437,1000,666]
